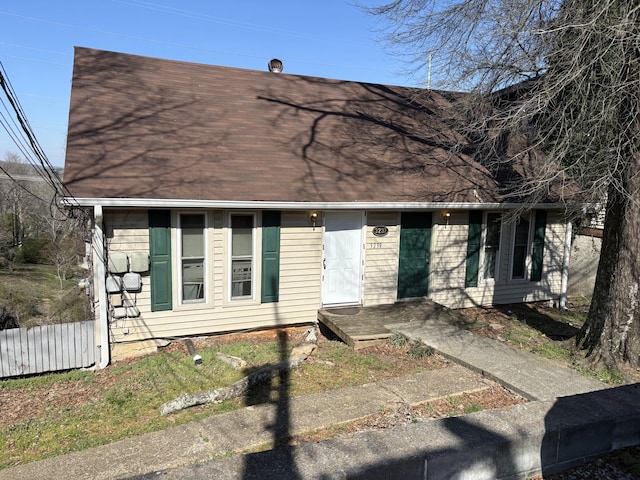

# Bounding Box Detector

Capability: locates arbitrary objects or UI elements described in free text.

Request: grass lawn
[0,330,448,468]
[0,264,90,328]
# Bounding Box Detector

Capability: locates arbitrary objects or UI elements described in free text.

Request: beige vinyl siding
[104,210,322,343]
[104,210,152,319]
[363,212,400,306]
[430,211,567,309]
[101,207,567,342]
[428,211,470,306]
[105,210,149,253]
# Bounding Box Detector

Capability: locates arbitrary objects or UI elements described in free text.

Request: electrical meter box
[123,273,142,292]
[130,252,149,273]
[106,275,123,293]
[108,252,128,274]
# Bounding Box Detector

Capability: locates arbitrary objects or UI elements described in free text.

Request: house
[62,47,573,366]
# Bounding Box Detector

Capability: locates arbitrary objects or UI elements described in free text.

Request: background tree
[369,0,640,368]
[0,152,87,282]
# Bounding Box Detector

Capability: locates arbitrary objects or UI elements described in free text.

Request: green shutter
[465,210,483,288]
[149,210,172,311]
[261,211,281,303]
[530,210,547,282]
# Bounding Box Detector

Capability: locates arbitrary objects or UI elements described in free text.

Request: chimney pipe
[268,58,283,73]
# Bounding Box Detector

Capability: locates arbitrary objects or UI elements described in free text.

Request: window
[230,214,254,299]
[511,215,531,279]
[482,213,502,281]
[180,213,205,302]
[465,210,502,287]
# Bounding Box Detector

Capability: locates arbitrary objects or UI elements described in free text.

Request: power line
[0,10,397,76]
[0,61,82,217]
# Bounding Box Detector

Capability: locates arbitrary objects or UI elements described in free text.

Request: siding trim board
[66,197,569,210]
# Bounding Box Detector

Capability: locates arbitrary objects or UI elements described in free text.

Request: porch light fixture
[309,211,319,229]
[442,211,451,227]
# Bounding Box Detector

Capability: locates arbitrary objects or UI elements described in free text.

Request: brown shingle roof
[63,47,503,204]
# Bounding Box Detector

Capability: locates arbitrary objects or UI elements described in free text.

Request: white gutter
[559,220,572,310]
[93,205,110,369]
[63,197,571,211]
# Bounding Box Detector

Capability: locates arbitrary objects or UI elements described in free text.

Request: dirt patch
[0,369,119,429]
[529,445,640,480]
[290,384,526,446]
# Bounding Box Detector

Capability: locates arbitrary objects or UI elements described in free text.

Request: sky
[0,0,419,168]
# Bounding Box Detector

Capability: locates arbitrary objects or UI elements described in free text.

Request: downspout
[94,205,110,369]
[559,220,572,310]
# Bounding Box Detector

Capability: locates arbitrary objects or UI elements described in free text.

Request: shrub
[16,236,50,264]
[0,305,18,330]
[408,341,434,359]
[388,332,410,347]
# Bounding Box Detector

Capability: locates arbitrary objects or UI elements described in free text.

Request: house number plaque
[372,226,389,237]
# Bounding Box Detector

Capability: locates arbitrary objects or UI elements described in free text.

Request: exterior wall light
[309,211,319,229]
[442,211,451,227]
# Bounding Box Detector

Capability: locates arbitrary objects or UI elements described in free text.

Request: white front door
[322,211,363,306]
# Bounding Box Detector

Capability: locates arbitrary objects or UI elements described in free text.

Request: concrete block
[613,415,640,449]
[111,339,171,361]
[426,444,501,480]
[556,420,613,462]
[504,435,547,476]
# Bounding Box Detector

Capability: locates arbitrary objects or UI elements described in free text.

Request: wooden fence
[0,320,96,378]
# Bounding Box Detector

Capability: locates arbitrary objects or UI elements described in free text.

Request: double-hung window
[465,210,502,287]
[510,211,548,281]
[230,214,254,299]
[180,213,206,303]
[511,215,531,280]
[482,213,502,281]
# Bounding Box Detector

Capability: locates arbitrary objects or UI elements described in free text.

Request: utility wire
[0,61,82,218]
[0,63,62,187]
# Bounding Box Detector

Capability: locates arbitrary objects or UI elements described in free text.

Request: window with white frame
[230,214,254,299]
[482,212,502,281]
[511,215,531,279]
[179,213,206,302]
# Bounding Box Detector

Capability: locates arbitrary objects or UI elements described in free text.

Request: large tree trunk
[577,155,640,368]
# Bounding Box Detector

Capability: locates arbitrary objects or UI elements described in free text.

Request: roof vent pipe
[268,58,283,73]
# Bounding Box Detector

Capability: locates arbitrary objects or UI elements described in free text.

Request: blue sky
[0,0,419,167]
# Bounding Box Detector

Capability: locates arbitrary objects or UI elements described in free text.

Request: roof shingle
[64,47,504,204]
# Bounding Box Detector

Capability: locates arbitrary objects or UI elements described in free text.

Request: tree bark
[161,343,316,415]
[578,154,640,368]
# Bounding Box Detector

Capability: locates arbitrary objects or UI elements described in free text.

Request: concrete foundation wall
[187,384,640,480]
[568,234,601,298]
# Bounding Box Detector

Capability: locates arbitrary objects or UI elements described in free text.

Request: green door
[397,212,432,299]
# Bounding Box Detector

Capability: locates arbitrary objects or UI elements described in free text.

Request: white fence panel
[0,321,95,378]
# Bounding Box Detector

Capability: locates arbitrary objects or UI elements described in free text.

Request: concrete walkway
[386,304,607,401]
[0,303,611,480]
